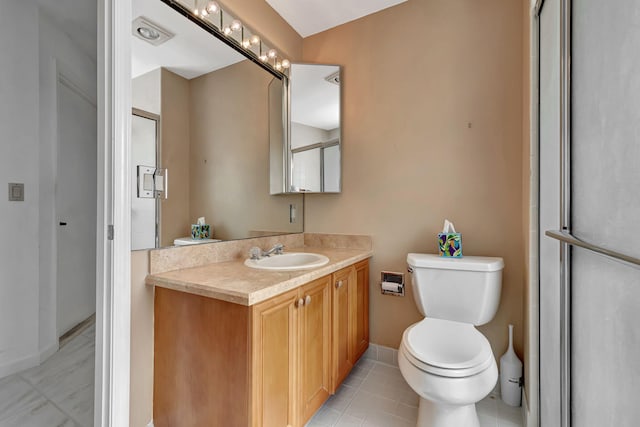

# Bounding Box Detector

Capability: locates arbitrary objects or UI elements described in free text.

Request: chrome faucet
[249,243,284,260]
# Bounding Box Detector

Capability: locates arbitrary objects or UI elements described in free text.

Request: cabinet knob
[335,280,343,289]
[305,295,311,305]
[296,298,305,308]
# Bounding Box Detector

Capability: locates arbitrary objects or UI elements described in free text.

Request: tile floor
[0,324,95,427]
[0,327,522,427]
[306,357,523,427]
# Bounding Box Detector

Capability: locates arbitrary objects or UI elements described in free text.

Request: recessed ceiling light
[137,26,160,41]
[132,17,174,46]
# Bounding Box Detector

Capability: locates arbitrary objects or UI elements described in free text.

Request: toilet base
[416,397,480,427]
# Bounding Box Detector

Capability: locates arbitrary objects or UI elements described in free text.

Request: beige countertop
[146,246,373,306]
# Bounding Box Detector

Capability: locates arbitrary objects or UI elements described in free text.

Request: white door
[56,77,97,337]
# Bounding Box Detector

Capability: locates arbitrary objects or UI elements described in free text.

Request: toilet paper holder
[381,271,405,296]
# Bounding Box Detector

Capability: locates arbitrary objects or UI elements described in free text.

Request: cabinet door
[252,288,300,427]
[299,276,332,424]
[352,260,370,362]
[331,266,355,390]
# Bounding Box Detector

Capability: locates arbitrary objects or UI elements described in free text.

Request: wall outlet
[8,183,24,201]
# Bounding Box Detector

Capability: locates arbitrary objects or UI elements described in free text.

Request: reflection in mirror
[289,64,341,193]
[131,0,303,249]
[131,110,159,250]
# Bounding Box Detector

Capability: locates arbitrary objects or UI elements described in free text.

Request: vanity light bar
[163,0,290,77]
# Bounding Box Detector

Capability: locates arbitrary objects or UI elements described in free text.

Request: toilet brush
[500,324,523,406]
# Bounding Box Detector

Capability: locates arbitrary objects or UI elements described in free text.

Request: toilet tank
[406,253,504,326]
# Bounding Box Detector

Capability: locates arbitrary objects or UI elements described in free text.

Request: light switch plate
[8,183,24,201]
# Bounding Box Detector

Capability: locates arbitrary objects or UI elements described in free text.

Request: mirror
[271,63,342,194]
[130,0,303,250]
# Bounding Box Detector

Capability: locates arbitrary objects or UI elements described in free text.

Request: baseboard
[147,421,154,427]
[363,343,398,366]
[39,341,59,363]
[0,341,59,379]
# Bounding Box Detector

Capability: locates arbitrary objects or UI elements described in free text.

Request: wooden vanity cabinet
[252,275,331,427]
[153,259,369,427]
[331,259,370,391]
[353,260,370,361]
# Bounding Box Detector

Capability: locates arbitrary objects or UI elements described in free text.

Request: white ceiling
[132,0,244,80]
[291,64,340,131]
[265,0,408,38]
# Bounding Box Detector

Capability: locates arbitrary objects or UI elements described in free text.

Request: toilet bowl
[401,253,504,427]
[398,318,498,427]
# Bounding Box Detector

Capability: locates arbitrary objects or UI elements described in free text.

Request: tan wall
[160,69,191,246]
[130,251,154,427]
[188,60,303,240]
[303,0,527,358]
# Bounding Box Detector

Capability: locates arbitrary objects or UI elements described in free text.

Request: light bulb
[194,8,200,16]
[201,8,208,16]
[206,1,219,13]
[223,26,232,35]
[275,62,282,70]
[281,59,290,69]
[242,40,251,48]
[259,54,268,62]
[267,49,277,59]
[231,20,242,32]
[249,35,260,45]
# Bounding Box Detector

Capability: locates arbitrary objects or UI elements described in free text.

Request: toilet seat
[401,318,494,378]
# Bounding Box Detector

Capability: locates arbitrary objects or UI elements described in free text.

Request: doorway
[56,74,98,337]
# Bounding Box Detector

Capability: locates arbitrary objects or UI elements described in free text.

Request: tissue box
[191,224,210,239]
[438,232,463,257]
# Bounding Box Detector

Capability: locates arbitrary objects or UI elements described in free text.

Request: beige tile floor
[0,324,95,427]
[306,357,523,427]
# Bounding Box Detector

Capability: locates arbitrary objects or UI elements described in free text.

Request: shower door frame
[533,0,572,425]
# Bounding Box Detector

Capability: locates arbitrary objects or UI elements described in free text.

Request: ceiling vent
[132,16,174,46]
[324,71,340,86]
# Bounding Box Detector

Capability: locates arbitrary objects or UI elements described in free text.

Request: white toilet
[398,253,504,427]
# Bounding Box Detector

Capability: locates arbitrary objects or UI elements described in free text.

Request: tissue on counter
[191,217,211,239]
[438,219,462,258]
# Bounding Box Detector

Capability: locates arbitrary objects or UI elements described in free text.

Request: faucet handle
[249,247,262,260]
[274,243,284,255]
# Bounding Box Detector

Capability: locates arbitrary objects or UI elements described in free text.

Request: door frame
[528,2,543,426]
[95,0,131,425]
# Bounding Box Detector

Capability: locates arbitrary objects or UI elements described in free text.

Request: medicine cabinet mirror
[130,0,303,250]
[270,63,342,194]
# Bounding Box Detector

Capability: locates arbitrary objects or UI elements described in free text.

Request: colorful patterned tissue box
[191,224,210,239]
[438,232,463,257]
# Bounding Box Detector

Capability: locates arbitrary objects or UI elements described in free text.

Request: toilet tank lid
[407,253,504,272]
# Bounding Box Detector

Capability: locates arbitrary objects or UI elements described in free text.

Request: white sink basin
[244,252,329,271]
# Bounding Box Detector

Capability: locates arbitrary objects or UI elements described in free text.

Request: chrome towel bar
[545,230,640,267]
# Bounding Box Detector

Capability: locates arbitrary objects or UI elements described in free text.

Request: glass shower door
[569,0,640,424]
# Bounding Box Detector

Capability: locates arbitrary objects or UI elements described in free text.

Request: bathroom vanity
[147,245,371,427]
